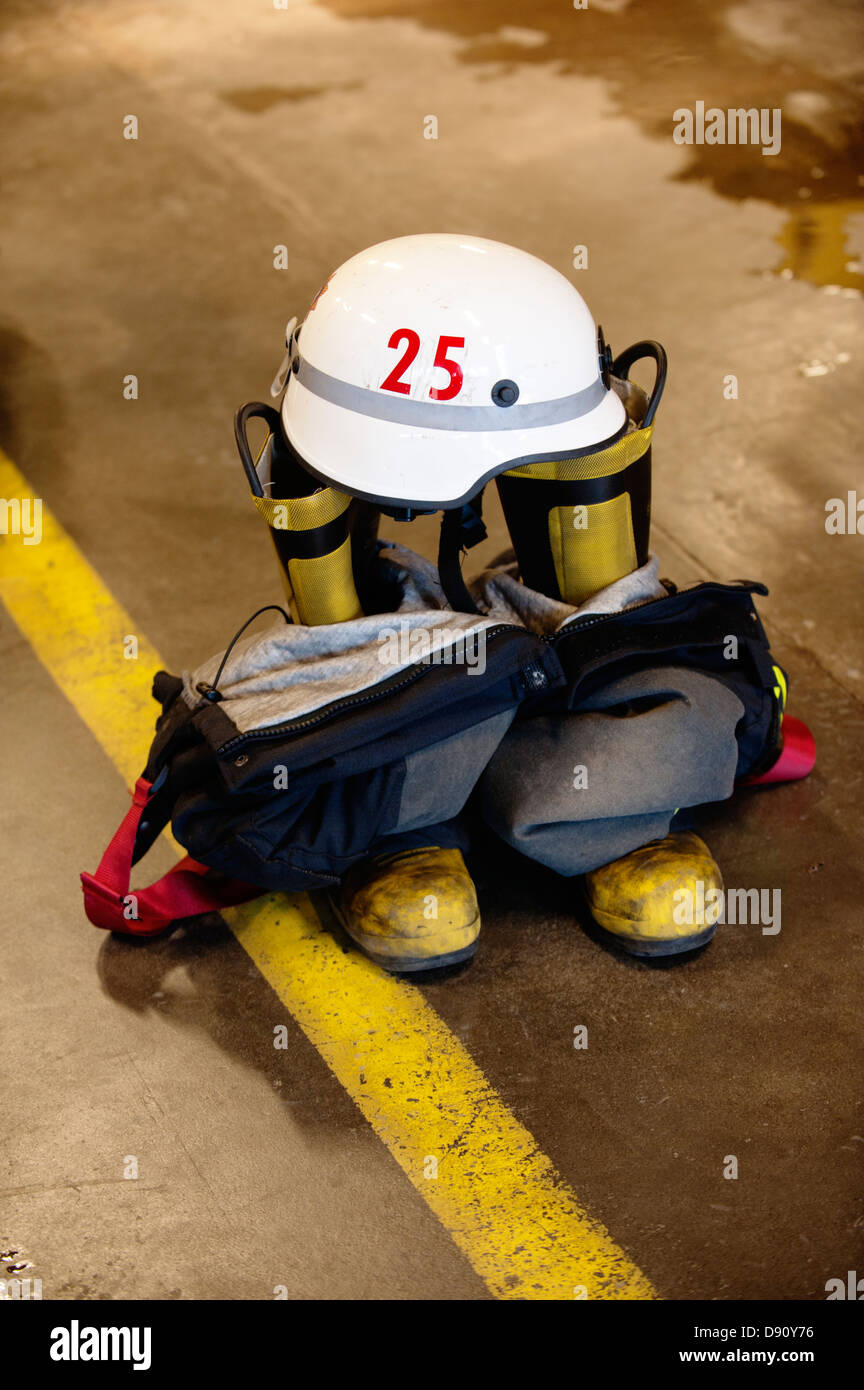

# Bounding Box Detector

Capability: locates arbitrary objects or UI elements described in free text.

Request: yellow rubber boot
[583,831,723,958]
[336,847,481,973]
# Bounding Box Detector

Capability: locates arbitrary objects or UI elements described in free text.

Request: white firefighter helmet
[273,233,627,509]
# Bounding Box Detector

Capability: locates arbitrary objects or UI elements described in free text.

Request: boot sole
[591,919,717,959]
[361,941,479,974]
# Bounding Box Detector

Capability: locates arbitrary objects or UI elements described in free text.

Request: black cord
[234,402,283,498]
[437,496,488,615]
[197,604,292,702]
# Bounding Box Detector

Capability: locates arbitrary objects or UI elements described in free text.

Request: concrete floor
[1,0,862,1300]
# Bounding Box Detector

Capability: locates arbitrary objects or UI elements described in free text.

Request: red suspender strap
[80,777,261,936]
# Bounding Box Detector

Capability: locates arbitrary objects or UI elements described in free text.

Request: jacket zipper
[216,622,526,755]
[545,579,762,643]
[216,581,761,756]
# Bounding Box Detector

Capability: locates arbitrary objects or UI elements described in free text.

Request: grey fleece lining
[182,544,666,735]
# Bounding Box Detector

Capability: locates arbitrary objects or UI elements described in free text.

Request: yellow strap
[548,494,638,606]
[504,424,653,481]
[253,487,352,531]
[287,541,363,625]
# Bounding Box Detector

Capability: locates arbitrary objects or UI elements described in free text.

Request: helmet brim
[281,380,628,509]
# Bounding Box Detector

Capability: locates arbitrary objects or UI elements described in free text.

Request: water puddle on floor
[317,0,864,290]
[774,199,864,292]
[221,81,362,112]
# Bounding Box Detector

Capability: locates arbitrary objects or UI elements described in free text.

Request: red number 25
[380,330,465,401]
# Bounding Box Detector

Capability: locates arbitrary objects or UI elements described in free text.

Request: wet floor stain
[775,200,864,293]
[221,81,362,113]
[317,0,864,288]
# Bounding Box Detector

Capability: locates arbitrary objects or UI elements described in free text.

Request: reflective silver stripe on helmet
[294,357,607,432]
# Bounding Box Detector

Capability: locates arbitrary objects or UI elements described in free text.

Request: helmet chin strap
[437,495,487,614]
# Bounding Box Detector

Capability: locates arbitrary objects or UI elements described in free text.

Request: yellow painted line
[233,895,656,1299]
[0,459,164,777]
[0,450,657,1301]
